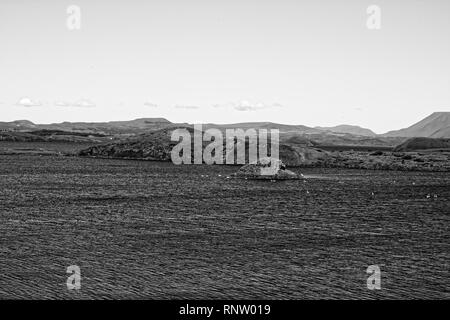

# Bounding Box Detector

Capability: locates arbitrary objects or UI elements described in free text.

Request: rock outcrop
[232,158,301,180]
[279,144,328,166]
[78,127,184,160]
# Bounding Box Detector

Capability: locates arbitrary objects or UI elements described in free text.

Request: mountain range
[1,112,449,138]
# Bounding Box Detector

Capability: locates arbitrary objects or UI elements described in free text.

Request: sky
[0,0,449,133]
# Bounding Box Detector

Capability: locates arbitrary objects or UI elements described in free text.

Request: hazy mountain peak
[315,124,377,137]
[383,112,450,138]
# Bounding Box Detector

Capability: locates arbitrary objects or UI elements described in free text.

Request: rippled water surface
[0,155,449,299]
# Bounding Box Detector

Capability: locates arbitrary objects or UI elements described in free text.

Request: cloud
[232,100,283,111]
[16,97,42,107]
[234,100,263,111]
[144,101,158,108]
[174,105,199,109]
[54,101,71,107]
[73,99,96,108]
[54,99,96,108]
[212,102,235,109]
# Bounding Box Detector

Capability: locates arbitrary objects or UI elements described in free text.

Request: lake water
[0,155,448,299]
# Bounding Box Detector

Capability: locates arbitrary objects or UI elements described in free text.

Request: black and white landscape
[0,0,449,300]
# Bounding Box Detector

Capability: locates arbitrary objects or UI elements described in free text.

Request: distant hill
[0,118,172,134]
[383,112,450,138]
[393,137,450,152]
[202,122,321,134]
[0,130,109,143]
[315,125,376,137]
[0,120,38,131]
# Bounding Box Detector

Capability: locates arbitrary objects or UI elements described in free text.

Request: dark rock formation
[232,158,301,180]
